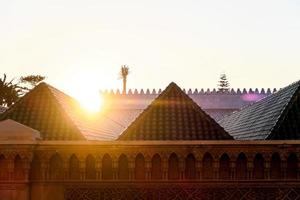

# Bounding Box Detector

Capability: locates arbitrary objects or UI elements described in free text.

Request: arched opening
[102,154,113,180]
[135,154,145,180]
[168,153,179,180]
[185,153,196,179]
[30,155,41,180]
[202,153,213,179]
[253,153,264,179]
[287,153,298,179]
[69,154,80,180]
[14,155,25,180]
[236,153,247,179]
[85,154,96,180]
[0,155,8,180]
[49,154,63,180]
[151,154,162,180]
[270,153,281,179]
[219,153,230,179]
[118,154,129,179]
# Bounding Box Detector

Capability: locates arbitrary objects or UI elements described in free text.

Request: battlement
[100,88,278,96]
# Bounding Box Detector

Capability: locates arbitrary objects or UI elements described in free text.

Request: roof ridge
[44,83,87,138]
[0,82,85,140]
[0,82,48,118]
[168,83,229,133]
[219,82,300,121]
[218,79,300,140]
[118,82,232,140]
[267,80,300,139]
[45,83,126,137]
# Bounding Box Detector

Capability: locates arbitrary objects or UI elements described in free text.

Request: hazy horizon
[1,0,300,101]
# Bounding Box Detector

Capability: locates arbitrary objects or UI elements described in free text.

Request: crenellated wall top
[100,88,278,96]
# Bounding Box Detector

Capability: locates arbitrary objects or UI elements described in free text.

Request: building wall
[0,141,300,200]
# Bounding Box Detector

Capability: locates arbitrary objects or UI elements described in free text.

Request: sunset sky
[1,0,300,103]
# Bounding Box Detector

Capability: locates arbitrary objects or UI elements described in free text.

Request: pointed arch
[219,153,230,179]
[30,155,41,180]
[118,154,129,179]
[102,154,113,180]
[0,154,8,180]
[270,153,281,179]
[14,155,25,180]
[135,153,145,180]
[287,153,298,179]
[49,154,63,180]
[185,153,196,179]
[168,153,179,180]
[202,153,213,179]
[85,154,96,180]
[236,153,247,179]
[151,154,162,180]
[253,153,264,179]
[69,154,80,180]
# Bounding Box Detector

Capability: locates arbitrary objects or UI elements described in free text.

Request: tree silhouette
[218,73,230,93]
[20,75,45,88]
[120,65,129,94]
[0,74,21,107]
[0,74,45,107]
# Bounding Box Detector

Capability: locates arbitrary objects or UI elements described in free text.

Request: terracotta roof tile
[118,82,232,140]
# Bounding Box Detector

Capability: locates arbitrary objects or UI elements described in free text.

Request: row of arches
[29,152,299,181]
[0,154,26,180]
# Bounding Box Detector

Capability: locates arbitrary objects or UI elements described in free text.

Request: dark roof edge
[45,83,87,140]
[118,82,232,140]
[218,80,300,124]
[117,82,175,140]
[267,80,300,139]
[0,82,47,119]
[1,82,85,140]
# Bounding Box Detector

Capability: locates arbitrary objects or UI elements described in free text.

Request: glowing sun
[63,71,106,113]
[75,91,103,113]
[79,95,103,113]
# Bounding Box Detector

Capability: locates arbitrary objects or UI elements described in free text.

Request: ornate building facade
[0,81,299,200]
[1,139,300,200]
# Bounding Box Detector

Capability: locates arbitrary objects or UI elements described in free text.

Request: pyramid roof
[219,80,300,140]
[118,82,232,140]
[0,82,124,140]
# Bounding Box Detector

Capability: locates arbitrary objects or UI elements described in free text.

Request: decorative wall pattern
[65,185,300,200]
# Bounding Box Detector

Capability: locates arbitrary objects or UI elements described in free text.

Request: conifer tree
[218,73,230,93]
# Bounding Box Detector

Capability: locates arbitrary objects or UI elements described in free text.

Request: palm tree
[0,74,45,107]
[0,74,21,107]
[120,65,129,94]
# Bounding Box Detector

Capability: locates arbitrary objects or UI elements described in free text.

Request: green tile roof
[219,80,300,140]
[0,83,124,140]
[118,82,232,140]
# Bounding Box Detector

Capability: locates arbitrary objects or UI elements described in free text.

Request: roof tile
[0,83,124,140]
[219,80,300,140]
[118,82,232,140]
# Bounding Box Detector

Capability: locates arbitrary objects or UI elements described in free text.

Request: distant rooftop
[101,88,277,96]
[101,87,273,127]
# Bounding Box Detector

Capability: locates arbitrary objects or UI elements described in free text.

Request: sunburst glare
[79,95,103,113]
